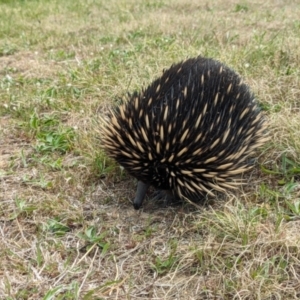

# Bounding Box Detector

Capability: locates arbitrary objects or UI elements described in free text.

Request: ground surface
[1,0,300,299]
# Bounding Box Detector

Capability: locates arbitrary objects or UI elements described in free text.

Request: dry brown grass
[1,0,300,299]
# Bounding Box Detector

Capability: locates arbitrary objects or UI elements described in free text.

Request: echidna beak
[133,181,150,210]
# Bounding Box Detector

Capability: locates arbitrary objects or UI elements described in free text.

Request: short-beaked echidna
[100,56,268,209]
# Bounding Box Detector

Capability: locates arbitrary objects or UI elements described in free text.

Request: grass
[0,0,300,299]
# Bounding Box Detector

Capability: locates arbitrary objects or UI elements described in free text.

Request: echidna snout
[133,181,150,210]
[100,56,268,209]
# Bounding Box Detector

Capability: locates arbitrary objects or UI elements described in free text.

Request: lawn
[0,0,300,299]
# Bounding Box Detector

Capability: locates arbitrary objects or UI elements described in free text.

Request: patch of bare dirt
[0,51,64,78]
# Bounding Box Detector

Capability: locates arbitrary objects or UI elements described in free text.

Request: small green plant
[36,129,74,153]
[152,240,178,275]
[43,281,79,300]
[28,112,75,154]
[33,155,63,170]
[78,226,110,255]
[22,173,53,189]
[152,253,178,275]
[284,199,300,220]
[261,153,300,186]
[43,286,64,300]
[46,219,71,237]
[278,154,300,183]
[0,43,17,56]
[93,154,116,177]
[48,49,76,61]
[8,197,37,220]
[234,4,249,12]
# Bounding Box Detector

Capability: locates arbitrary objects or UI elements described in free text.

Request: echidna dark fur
[100,56,268,210]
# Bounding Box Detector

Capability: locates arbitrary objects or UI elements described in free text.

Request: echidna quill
[100,56,268,210]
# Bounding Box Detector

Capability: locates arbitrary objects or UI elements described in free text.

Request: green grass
[1,0,300,299]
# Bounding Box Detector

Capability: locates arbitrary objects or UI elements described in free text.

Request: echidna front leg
[153,190,182,206]
[133,181,150,210]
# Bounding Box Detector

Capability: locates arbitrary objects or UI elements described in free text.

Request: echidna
[100,56,268,209]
